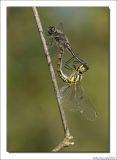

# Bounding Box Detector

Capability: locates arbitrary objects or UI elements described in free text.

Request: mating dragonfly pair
[48,25,97,121]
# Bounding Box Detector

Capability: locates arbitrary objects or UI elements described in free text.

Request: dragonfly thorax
[68,71,83,84]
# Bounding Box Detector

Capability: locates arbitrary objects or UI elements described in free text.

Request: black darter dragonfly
[48,25,97,121]
[57,51,97,121]
[48,25,89,70]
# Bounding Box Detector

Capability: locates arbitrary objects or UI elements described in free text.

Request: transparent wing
[46,34,59,52]
[60,84,97,121]
[64,56,82,71]
[59,22,64,34]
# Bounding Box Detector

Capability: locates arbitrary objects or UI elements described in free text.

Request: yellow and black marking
[57,53,69,83]
[57,52,86,85]
[78,64,88,73]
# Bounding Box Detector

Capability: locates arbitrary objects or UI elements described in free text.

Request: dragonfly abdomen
[57,53,82,85]
[57,53,69,83]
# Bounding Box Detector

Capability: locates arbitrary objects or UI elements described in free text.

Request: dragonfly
[48,25,97,121]
[48,25,89,70]
[58,54,97,121]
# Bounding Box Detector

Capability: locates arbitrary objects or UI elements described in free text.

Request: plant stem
[32,7,74,151]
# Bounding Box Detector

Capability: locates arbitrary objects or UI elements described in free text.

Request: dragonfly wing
[75,84,98,121]
[60,85,82,112]
[60,84,97,121]
[60,85,70,104]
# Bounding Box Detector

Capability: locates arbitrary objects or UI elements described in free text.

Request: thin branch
[32,7,74,151]
[52,135,74,152]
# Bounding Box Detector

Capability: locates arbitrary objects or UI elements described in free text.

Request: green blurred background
[7,7,109,152]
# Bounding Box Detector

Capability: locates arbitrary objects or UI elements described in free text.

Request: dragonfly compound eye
[83,63,89,70]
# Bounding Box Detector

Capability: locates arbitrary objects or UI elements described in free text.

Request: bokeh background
[7,7,109,152]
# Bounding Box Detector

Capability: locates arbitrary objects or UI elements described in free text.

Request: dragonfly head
[48,26,57,36]
[78,64,89,75]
